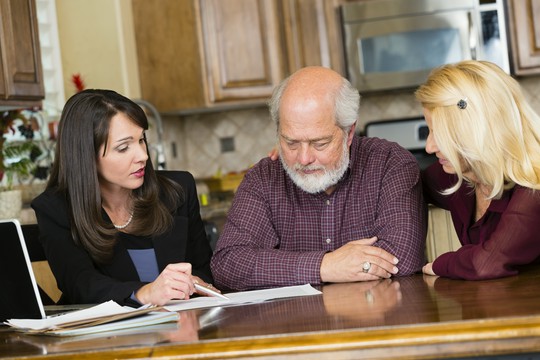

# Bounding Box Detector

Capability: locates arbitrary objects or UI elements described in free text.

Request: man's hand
[320,237,399,282]
[323,279,402,321]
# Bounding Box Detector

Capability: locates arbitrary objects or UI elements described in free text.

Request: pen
[194,283,230,300]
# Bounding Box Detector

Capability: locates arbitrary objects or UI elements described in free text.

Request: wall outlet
[220,137,235,153]
[171,141,177,158]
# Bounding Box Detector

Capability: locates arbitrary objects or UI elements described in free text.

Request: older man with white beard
[210,66,426,291]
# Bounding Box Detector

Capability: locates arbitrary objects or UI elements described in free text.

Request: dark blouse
[422,162,540,280]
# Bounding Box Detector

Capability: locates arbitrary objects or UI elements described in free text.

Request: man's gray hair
[268,75,360,133]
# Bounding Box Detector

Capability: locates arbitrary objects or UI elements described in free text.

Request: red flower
[72,73,86,93]
[1,110,25,136]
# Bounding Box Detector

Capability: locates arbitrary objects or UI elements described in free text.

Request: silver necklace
[113,213,133,229]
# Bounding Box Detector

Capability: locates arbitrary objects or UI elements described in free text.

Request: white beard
[280,135,350,194]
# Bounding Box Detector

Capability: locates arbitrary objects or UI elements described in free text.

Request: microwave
[340,0,510,93]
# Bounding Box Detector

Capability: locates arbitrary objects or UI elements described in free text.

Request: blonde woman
[416,60,540,280]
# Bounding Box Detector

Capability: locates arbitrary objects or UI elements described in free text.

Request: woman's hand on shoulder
[135,263,194,306]
[268,148,279,161]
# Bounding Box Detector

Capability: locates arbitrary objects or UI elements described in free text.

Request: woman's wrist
[135,284,150,304]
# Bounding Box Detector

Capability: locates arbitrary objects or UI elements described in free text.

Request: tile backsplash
[157,75,540,179]
[159,108,278,179]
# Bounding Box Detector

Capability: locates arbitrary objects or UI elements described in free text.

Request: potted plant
[0,110,43,219]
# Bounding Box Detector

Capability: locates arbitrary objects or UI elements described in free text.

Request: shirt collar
[348,134,359,166]
[488,186,514,213]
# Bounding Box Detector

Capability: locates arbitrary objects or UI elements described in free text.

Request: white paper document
[6,301,133,331]
[40,312,178,336]
[5,300,178,336]
[164,284,321,312]
[5,284,320,336]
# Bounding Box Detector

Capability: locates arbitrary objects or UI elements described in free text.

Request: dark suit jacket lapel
[99,216,188,279]
[99,241,140,281]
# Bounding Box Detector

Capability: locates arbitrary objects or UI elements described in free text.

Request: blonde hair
[415,60,540,199]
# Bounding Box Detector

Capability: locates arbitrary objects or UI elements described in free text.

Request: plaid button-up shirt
[211,135,426,291]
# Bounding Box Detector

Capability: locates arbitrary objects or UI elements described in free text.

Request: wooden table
[2,265,540,359]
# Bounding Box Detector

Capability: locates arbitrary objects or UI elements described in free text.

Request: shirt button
[326,200,330,205]
[325,238,331,244]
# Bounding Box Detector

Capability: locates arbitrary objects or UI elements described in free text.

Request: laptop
[0,219,86,322]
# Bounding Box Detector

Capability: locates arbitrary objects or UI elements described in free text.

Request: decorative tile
[213,117,239,138]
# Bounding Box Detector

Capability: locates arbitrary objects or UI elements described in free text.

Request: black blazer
[31,171,213,305]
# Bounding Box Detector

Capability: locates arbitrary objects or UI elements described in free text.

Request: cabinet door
[0,0,44,105]
[0,46,6,99]
[132,0,207,111]
[426,206,461,262]
[507,0,540,75]
[200,0,286,103]
[281,0,345,74]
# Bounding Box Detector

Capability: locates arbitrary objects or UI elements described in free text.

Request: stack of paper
[4,284,321,336]
[4,301,178,336]
[165,283,322,311]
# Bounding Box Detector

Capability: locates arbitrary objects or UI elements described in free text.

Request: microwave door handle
[357,39,365,74]
[468,11,477,59]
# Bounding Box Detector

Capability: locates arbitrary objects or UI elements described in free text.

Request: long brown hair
[47,89,183,263]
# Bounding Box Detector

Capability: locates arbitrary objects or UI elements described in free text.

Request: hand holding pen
[193,278,229,300]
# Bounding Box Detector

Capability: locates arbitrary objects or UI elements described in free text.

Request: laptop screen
[0,219,46,322]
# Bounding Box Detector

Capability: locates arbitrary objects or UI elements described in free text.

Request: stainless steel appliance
[364,117,437,170]
[341,0,509,93]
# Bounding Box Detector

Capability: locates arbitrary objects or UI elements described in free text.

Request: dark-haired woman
[32,89,214,306]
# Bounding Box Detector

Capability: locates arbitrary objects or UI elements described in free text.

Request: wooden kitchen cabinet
[201,0,286,104]
[0,0,44,108]
[132,0,349,113]
[281,0,345,75]
[132,0,286,113]
[506,0,540,75]
[426,206,461,262]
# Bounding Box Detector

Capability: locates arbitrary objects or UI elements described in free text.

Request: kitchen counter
[3,264,540,359]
